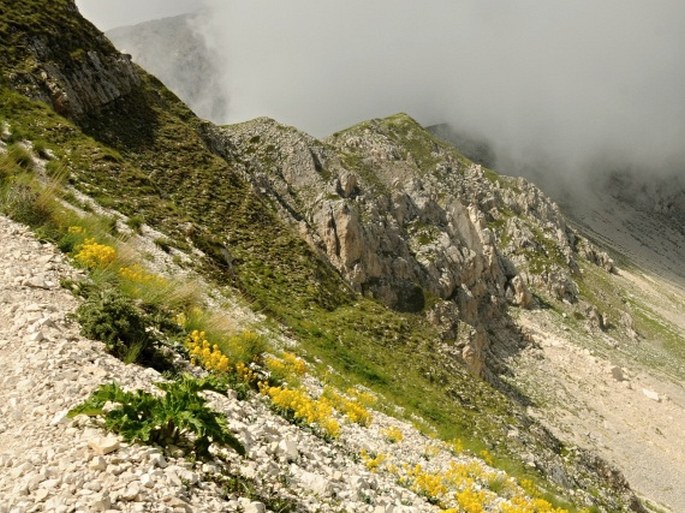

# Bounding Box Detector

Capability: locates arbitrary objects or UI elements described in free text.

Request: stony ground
[3,205,681,513]
[0,214,507,513]
[510,270,685,513]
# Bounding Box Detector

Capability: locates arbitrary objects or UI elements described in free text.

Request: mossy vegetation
[0,0,117,77]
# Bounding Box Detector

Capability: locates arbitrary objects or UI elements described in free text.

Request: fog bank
[195,0,684,186]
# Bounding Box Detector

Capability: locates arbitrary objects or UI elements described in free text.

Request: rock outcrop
[203,115,613,375]
[2,1,140,119]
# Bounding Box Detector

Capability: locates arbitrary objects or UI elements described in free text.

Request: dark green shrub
[76,288,152,362]
[68,375,245,458]
[153,237,171,252]
[0,153,15,183]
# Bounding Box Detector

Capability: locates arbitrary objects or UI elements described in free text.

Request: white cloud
[75,0,200,31]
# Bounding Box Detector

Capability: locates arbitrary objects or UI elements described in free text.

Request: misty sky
[76,1,685,183]
[76,0,198,31]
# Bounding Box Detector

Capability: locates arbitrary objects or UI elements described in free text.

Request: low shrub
[126,214,145,233]
[68,375,245,458]
[0,176,56,228]
[76,288,152,362]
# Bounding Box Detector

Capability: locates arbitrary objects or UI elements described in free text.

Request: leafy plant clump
[69,375,245,458]
[76,287,152,362]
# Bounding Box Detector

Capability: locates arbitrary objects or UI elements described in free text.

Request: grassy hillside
[0,2,649,510]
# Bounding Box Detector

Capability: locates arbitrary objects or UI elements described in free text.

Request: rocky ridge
[204,115,613,377]
[0,121,649,513]
[2,1,139,120]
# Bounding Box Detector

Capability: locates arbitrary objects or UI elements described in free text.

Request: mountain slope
[565,172,685,290]
[2,1,679,511]
[106,13,228,122]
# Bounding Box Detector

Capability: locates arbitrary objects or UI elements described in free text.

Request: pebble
[88,436,121,455]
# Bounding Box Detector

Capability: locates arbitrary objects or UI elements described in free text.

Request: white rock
[121,482,141,501]
[85,480,103,492]
[140,473,153,488]
[244,501,266,513]
[277,437,299,462]
[50,409,70,426]
[149,453,167,468]
[374,506,397,513]
[25,330,44,343]
[349,474,371,491]
[298,470,331,496]
[91,493,112,511]
[89,456,107,471]
[88,436,120,455]
[642,388,661,402]
[165,468,183,487]
[24,277,49,289]
[35,487,50,501]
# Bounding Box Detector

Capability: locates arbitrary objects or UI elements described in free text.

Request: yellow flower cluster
[448,438,464,454]
[118,264,167,287]
[456,488,487,513]
[323,387,373,426]
[282,351,306,374]
[479,449,494,466]
[423,443,441,459]
[360,449,387,472]
[346,387,377,407]
[499,496,570,513]
[68,225,85,234]
[357,445,575,513]
[383,426,404,443]
[261,384,340,438]
[235,361,256,383]
[266,351,307,381]
[74,239,116,268]
[186,330,230,372]
[175,312,187,327]
[443,460,490,491]
[406,464,448,500]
